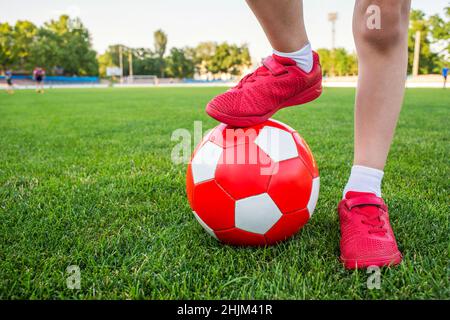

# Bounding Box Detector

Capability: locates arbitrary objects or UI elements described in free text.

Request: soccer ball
[186,119,319,246]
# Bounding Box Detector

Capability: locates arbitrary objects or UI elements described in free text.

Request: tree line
[0,15,252,79]
[0,8,448,78]
[318,8,449,77]
[0,16,98,75]
[98,30,252,79]
[407,8,449,74]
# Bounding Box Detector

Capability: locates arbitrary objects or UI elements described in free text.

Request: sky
[0,0,448,62]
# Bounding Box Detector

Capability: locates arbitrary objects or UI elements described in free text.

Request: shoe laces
[355,206,387,235]
[236,65,270,89]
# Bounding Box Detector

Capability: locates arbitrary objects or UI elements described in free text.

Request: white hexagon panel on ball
[254,126,299,162]
[192,211,218,240]
[191,141,223,184]
[235,193,282,234]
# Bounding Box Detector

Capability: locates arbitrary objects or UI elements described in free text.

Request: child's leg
[205,0,322,126]
[344,0,410,196]
[246,0,314,72]
[353,0,410,170]
[339,0,410,269]
[245,0,308,52]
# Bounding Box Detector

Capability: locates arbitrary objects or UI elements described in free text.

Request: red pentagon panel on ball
[267,157,313,213]
[264,209,310,245]
[215,228,267,246]
[293,132,319,178]
[215,142,273,200]
[208,119,294,149]
[192,180,235,231]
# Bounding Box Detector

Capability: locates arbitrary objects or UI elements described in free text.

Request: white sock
[273,43,313,73]
[343,165,384,198]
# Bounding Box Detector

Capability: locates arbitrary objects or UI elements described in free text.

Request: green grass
[0,87,448,299]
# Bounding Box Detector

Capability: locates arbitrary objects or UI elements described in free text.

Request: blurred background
[0,1,448,300]
[0,0,448,86]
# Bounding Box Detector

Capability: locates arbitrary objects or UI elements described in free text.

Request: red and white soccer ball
[186,119,319,246]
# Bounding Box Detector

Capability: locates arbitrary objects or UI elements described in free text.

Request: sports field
[0,87,448,299]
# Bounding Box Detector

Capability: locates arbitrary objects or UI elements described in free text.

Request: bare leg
[245,0,308,52]
[353,0,411,170]
[205,0,319,126]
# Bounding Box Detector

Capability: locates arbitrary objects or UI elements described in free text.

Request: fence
[0,75,99,85]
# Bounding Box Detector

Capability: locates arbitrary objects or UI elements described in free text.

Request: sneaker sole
[340,251,403,270]
[206,80,322,127]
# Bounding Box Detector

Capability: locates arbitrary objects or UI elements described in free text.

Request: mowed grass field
[0,87,448,299]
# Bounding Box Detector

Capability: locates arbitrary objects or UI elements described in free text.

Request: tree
[132,47,160,75]
[11,20,37,71]
[333,48,357,76]
[428,7,450,69]
[193,41,217,74]
[165,47,195,78]
[1,15,98,75]
[408,9,447,74]
[347,52,358,76]
[154,29,167,77]
[209,42,252,77]
[40,15,98,75]
[97,51,114,77]
[316,48,332,76]
[29,26,60,71]
[316,48,358,76]
[133,56,161,76]
[0,22,14,70]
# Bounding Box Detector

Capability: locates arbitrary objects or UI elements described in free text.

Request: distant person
[205,0,412,269]
[5,70,14,94]
[33,67,46,93]
[443,66,448,88]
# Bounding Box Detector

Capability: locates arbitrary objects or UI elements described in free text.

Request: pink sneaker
[338,192,403,269]
[205,52,322,127]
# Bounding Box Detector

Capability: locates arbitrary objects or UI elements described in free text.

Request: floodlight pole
[328,12,338,76]
[412,30,421,77]
[128,49,134,83]
[328,12,338,50]
[119,45,124,83]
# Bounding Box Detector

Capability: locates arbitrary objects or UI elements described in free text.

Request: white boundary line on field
[1,81,447,89]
